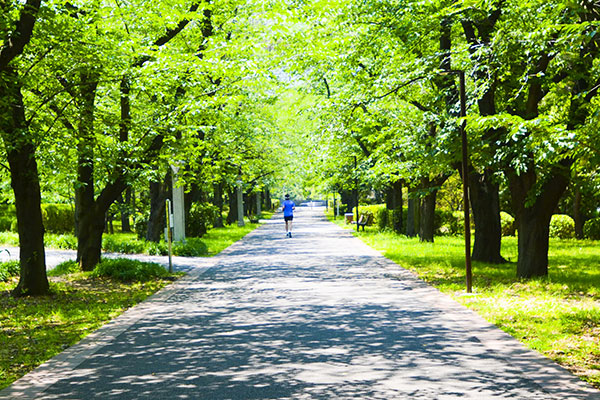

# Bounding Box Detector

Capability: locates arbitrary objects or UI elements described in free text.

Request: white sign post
[171,164,186,242]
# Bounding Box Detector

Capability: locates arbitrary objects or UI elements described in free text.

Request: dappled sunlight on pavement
[2,207,598,399]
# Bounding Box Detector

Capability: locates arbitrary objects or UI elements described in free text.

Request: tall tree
[0,0,48,296]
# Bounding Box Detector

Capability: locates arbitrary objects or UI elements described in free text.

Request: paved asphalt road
[1,207,598,399]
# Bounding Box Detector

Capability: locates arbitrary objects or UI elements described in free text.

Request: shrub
[0,216,15,232]
[549,214,575,239]
[91,258,168,282]
[46,234,77,250]
[583,218,600,240]
[102,235,147,254]
[500,212,516,236]
[186,202,219,237]
[377,208,390,231]
[147,241,168,256]
[42,204,75,234]
[48,260,80,276]
[173,237,208,256]
[436,210,460,236]
[134,218,148,240]
[0,260,20,281]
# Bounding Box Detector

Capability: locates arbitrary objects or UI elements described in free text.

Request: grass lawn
[328,211,600,388]
[0,275,171,390]
[0,213,273,390]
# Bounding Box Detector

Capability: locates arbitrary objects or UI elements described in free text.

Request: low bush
[584,218,600,240]
[500,212,516,236]
[549,214,575,239]
[0,217,15,232]
[0,260,19,281]
[41,204,75,234]
[147,241,168,256]
[47,260,80,276]
[102,235,147,254]
[173,237,208,256]
[46,234,77,250]
[134,218,147,240]
[91,258,168,282]
[186,202,219,237]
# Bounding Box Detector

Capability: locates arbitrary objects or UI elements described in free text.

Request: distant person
[282,194,295,238]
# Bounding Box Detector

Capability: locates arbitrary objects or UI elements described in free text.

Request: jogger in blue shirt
[282,194,295,238]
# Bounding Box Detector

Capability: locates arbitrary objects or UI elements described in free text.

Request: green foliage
[500,212,516,236]
[172,238,208,257]
[47,260,80,276]
[377,207,390,231]
[0,232,19,246]
[134,218,148,240]
[549,214,576,239]
[186,202,219,237]
[0,217,15,232]
[583,218,600,240]
[0,205,16,233]
[0,261,20,282]
[147,241,168,256]
[91,259,168,282]
[436,210,463,236]
[45,234,77,250]
[41,204,74,234]
[102,235,147,254]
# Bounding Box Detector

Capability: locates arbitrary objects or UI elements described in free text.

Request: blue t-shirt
[282,200,295,217]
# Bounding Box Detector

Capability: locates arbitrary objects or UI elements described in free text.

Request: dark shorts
[284,215,293,222]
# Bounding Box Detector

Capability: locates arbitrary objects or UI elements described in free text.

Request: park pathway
[2,207,598,399]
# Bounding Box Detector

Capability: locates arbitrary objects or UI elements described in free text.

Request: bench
[357,213,373,231]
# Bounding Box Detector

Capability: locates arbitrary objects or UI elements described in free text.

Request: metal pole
[458,70,472,293]
[165,199,173,274]
[354,156,359,232]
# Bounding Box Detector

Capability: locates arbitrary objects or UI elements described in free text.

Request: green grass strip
[327,210,600,388]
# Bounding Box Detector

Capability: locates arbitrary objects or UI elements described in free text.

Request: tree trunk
[340,190,355,214]
[406,190,417,238]
[74,71,100,271]
[469,170,506,263]
[120,188,132,232]
[508,161,571,278]
[573,186,584,239]
[419,189,437,242]
[392,180,403,233]
[77,206,105,270]
[1,71,49,296]
[147,173,171,242]
[213,182,224,228]
[263,188,271,210]
[226,188,237,225]
[0,1,47,296]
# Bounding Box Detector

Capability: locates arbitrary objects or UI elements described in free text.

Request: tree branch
[0,0,42,69]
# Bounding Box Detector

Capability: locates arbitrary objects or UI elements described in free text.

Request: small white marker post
[165,199,173,273]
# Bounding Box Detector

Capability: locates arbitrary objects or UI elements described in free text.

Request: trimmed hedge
[549,214,576,239]
[584,218,600,240]
[0,203,74,233]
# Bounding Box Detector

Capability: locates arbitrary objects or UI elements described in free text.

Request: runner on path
[282,193,295,238]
